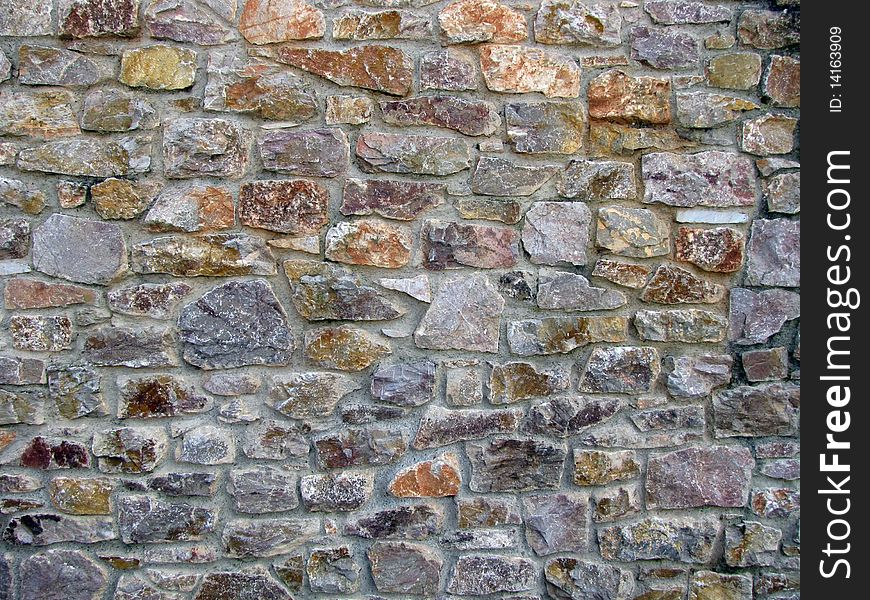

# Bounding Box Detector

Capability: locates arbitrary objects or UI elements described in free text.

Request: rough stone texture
[342,178,444,220]
[597,206,669,258]
[642,265,725,305]
[588,70,671,124]
[746,219,800,287]
[706,52,763,90]
[324,220,412,269]
[468,437,566,492]
[646,446,754,509]
[368,541,442,594]
[535,0,622,46]
[480,45,581,98]
[580,346,661,393]
[389,453,461,497]
[33,215,128,285]
[507,102,586,154]
[381,96,501,136]
[635,309,728,343]
[422,219,519,270]
[631,26,699,70]
[259,129,349,177]
[239,179,328,234]
[357,132,471,176]
[546,558,635,600]
[472,156,557,196]
[642,151,757,207]
[508,315,628,356]
[713,383,800,438]
[599,516,719,563]
[304,325,391,371]
[765,55,800,107]
[439,0,526,44]
[238,0,324,44]
[132,233,276,277]
[448,554,536,595]
[120,46,197,90]
[523,201,591,265]
[163,117,249,178]
[742,114,797,155]
[19,550,108,600]
[676,92,759,128]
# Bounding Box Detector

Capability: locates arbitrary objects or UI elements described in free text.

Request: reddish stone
[480,45,581,98]
[21,437,91,470]
[380,96,500,137]
[145,185,235,233]
[389,453,461,498]
[59,0,141,38]
[675,227,745,273]
[238,0,324,44]
[642,265,725,304]
[4,278,96,309]
[588,70,671,124]
[764,55,800,107]
[341,179,444,221]
[421,220,519,270]
[239,180,328,235]
[438,0,526,44]
[325,220,412,269]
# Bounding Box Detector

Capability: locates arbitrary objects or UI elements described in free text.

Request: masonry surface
[0,0,800,598]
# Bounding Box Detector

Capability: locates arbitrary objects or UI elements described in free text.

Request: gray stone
[523,202,592,265]
[498,270,537,302]
[92,427,168,474]
[368,541,443,595]
[525,396,623,437]
[144,183,235,232]
[222,518,318,558]
[471,156,557,196]
[0,389,45,425]
[371,360,436,407]
[742,114,797,155]
[47,365,106,419]
[415,274,504,353]
[421,220,520,270]
[635,309,728,343]
[108,282,192,319]
[18,136,150,176]
[301,472,374,511]
[631,26,699,69]
[413,406,523,449]
[642,151,757,207]
[19,550,108,600]
[203,373,261,397]
[440,528,518,550]
[738,9,800,49]
[242,420,308,465]
[537,269,626,311]
[447,555,536,595]
[179,279,293,369]
[645,1,731,24]
[676,91,759,128]
[0,1,53,35]
[580,346,660,393]
[3,513,115,545]
[119,495,217,543]
[83,327,176,368]
[163,118,249,179]
[468,437,566,492]
[228,467,298,513]
[33,215,127,285]
[176,426,235,465]
[145,0,235,45]
[18,45,102,86]
[724,521,782,567]
[596,207,669,258]
[259,128,348,177]
[144,472,218,497]
[506,102,586,154]
[194,568,291,600]
[714,383,800,437]
[378,274,431,302]
[545,558,635,600]
[663,354,732,399]
[381,96,500,136]
[558,159,636,199]
[765,172,800,214]
[592,486,642,523]
[646,446,754,509]
[507,316,628,356]
[307,546,361,593]
[268,372,360,421]
[729,288,799,345]
[0,473,42,493]
[523,493,588,555]
[0,51,9,82]
[598,516,719,563]
[81,89,158,132]
[534,0,622,46]
[346,504,445,540]
[746,218,800,287]
[0,218,30,259]
[315,428,408,468]
[356,132,471,175]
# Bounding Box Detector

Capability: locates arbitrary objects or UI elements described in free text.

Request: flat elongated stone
[163,118,249,178]
[439,0,525,44]
[505,102,585,154]
[631,26,698,69]
[580,346,660,393]
[523,201,591,265]
[646,446,754,509]
[645,1,731,24]
[635,309,727,343]
[144,472,218,497]
[194,568,291,600]
[341,178,444,220]
[589,121,693,155]
[448,555,536,595]
[145,0,236,45]
[259,129,348,177]
[4,512,114,545]
[284,260,404,321]
[91,178,159,220]
[334,9,431,40]
[641,265,725,304]
[690,571,753,600]
[259,45,412,95]
[457,497,521,528]
[420,50,477,91]
[588,70,671,124]
[676,92,760,128]
[325,220,412,268]
[0,1,53,36]
[706,52,762,89]
[729,288,799,344]
[381,96,500,136]
[535,0,621,46]
[133,233,276,277]
[593,259,650,289]
[472,156,557,196]
[664,354,732,399]
[84,327,177,368]
[371,360,436,406]
[765,55,800,107]
[525,396,622,437]
[738,9,799,49]
[537,270,626,311]
[742,114,797,155]
[746,219,800,286]
[356,132,471,175]
[107,282,192,319]
[489,362,569,404]
[20,550,107,600]
[422,220,519,270]
[642,151,757,207]
[389,453,461,497]
[714,383,800,437]
[468,437,566,492]
[120,46,197,90]
[545,558,634,600]
[597,207,669,258]
[18,137,150,177]
[414,274,505,353]
[480,45,581,98]
[455,198,521,225]
[10,316,73,352]
[316,428,407,468]
[268,372,360,420]
[224,517,318,557]
[179,279,293,369]
[81,89,158,132]
[304,325,390,371]
[507,316,628,356]
[58,0,141,38]
[301,472,373,511]
[346,504,444,539]
[368,542,443,594]
[0,91,80,139]
[18,45,102,86]
[118,375,210,419]
[413,406,522,449]
[92,427,167,473]
[119,495,217,543]
[598,516,719,563]
[675,226,745,272]
[239,0,324,43]
[239,179,328,234]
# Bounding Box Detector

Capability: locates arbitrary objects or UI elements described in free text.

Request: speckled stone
[588,70,671,124]
[239,179,328,235]
[535,0,622,46]
[480,45,581,98]
[746,219,800,287]
[32,215,128,285]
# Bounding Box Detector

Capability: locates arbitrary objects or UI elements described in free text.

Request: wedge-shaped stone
[132,234,276,277]
[118,375,211,419]
[642,151,757,207]
[537,269,626,311]
[589,120,694,155]
[179,279,293,369]
[238,0,324,43]
[646,446,754,509]
[598,516,719,563]
[481,45,581,98]
[356,132,471,175]
[92,427,168,473]
[301,471,373,511]
[163,118,249,179]
[641,265,725,304]
[765,55,800,107]
[256,45,412,96]
[304,325,391,371]
[381,96,500,136]
[580,346,660,393]
[635,309,728,343]
[267,372,360,421]
[468,437,566,492]
[535,0,622,46]
[489,362,570,404]
[415,274,505,353]
[714,383,800,438]
[341,179,444,220]
[588,70,671,124]
[325,220,412,268]
[259,129,348,177]
[413,406,522,449]
[284,260,404,321]
[421,220,519,270]
[507,316,628,356]
[316,428,408,469]
[84,327,177,368]
[371,360,436,407]
[523,201,591,265]
[119,495,217,543]
[223,518,318,557]
[239,179,328,234]
[368,541,443,595]
[448,555,536,595]
[471,156,558,196]
[18,137,150,177]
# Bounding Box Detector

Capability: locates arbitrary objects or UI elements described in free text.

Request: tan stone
[49,477,113,515]
[120,45,197,90]
[325,220,412,269]
[239,0,324,44]
[304,325,391,371]
[439,0,527,44]
[389,453,461,498]
[0,90,80,139]
[588,70,671,124]
[480,45,581,98]
[764,55,800,107]
[705,53,762,90]
[92,178,160,220]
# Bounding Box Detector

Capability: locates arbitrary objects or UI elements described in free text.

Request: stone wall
[0,0,800,598]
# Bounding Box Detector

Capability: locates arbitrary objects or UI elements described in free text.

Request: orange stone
[439,0,527,44]
[480,45,581,98]
[325,220,412,269]
[239,0,325,44]
[4,278,96,309]
[389,453,461,498]
[588,69,671,125]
